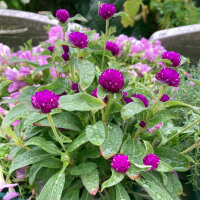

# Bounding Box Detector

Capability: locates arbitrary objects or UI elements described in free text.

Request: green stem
[101,19,109,70]
[123,119,130,138]
[91,112,96,124]
[70,60,75,83]
[181,140,200,155]
[47,113,66,152]
[158,116,200,147]
[134,127,143,140]
[98,191,106,200]
[152,84,167,113]
[102,96,112,122]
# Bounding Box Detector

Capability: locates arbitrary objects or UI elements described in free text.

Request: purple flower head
[124,97,133,104]
[62,52,70,61]
[98,3,116,20]
[143,153,159,171]
[48,46,54,53]
[132,93,149,107]
[111,154,131,173]
[91,88,108,103]
[68,32,88,49]
[31,90,59,113]
[16,167,27,180]
[139,121,146,128]
[98,69,124,93]
[156,68,180,87]
[62,45,69,52]
[56,9,69,23]
[160,94,170,102]
[72,83,79,93]
[106,41,119,56]
[161,51,181,67]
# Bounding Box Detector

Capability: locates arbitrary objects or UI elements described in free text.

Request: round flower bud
[143,154,159,171]
[48,45,54,53]
[98,3,116,20]
[111,154,131,173]
[71,83,79,93]
[56,9,69,23]
[31,90,59,113]
[132,93,149,107]
[106,41,119,56]
[161,51,181,67]
[62,45,69,52]
[160,94,170,102]
[62,52,70,61]
[68,32,88,49]
[139,121,146,128]
[98,69,124,93]
[156,68,180,87]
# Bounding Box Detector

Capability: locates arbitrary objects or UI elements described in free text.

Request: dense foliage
[0,3,200,200]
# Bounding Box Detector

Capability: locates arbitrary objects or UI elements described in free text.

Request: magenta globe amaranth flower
[106,41,119,56]
[56,9,69,23]
[156,68,180,87]
[111,154,131,173]
[139,121,146,128]
[62,52,69,61]
[99,3,116,20]
[68,32,88,49]
[31,90,59,113]
[143,154,159,171]
[132,93,149,107]
[98,69,124,93]
[162,51,181,67]
[160,94,170,102]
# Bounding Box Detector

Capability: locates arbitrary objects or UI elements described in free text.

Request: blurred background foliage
[1,0,200,39]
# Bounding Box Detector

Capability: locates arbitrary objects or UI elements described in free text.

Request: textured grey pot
[0,9,81,50]
[149,24,200,65]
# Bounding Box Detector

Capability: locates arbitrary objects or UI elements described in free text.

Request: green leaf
[29,165,42,185]
[126,165,151,180]
[115,183,131,200]
[165,101,200,114]
[147,110,180,127]
[34,157,63,169]
[18,86,37,104]
[67,132,88,153]
[34,111,83,132]
[121,0,142,28]
[80,189,93,200]
[101,169,124,191]
[120,138,145,164]
[143,140,154,155]
[2,103,32,129]
[37,77,68,95]
[81,169,99,195]
[68,14,88,22]
[136,171,174,200]
[86,121,105,146]
[97,85,107,100]
[156,161,173,172]
[9,150,51,174]
[38,169,65,200]
[8,57,40,67]
[109,103,123,114]
[32,64,54,78]
[24,137,62,155]
[62,189,79,200]
[0,80,12,96]
[59,93,105,112]
[180,55,190,66]
[80,60,95,90]
[114,11,133,24]
[67,162,97,176]
[41,11,55,20]
[154,148,190,171]
[100,124,123,159]
[121,98,146,120]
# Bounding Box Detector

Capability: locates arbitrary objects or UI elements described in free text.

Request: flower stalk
[101,19,109,70]
[47,113,66,152]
